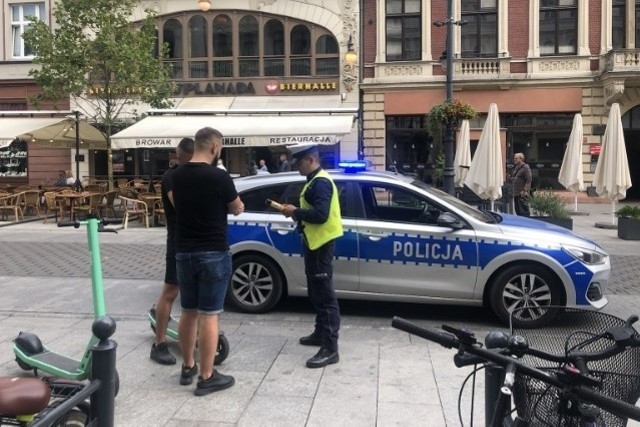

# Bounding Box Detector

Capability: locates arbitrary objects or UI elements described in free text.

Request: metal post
[90,315,117,427]
[443,0,455,196]
[74,111,83,191]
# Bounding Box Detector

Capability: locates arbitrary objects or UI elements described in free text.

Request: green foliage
[426,99,477,163]
[22,0,174,126]
[615,205,640,220]
[529,189,569,219]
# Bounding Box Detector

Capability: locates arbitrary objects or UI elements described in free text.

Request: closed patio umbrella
[465,103,504,210]
[558,113,585,212]
[454,119,471,188]
[592,103,632,224]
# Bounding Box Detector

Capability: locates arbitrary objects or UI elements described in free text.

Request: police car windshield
[411,180,498,223]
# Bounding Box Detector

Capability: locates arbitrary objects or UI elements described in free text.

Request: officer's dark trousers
[303,240,340,353]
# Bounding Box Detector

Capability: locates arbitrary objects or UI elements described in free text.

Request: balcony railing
[603,49,640,72]
[450,57,510,78]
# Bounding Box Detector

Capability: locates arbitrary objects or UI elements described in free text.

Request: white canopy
[0,117,67,148]
[110,110,356,149]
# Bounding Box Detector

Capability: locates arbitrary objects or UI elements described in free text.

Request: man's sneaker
[150,342,176,365]
[180,364,198,386]
[194,371,235,396]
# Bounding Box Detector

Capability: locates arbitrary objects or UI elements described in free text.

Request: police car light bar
[338,160,369,173]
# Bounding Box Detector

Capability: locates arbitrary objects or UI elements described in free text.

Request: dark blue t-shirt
[172,162,238,252]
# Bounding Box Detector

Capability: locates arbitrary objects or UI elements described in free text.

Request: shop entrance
[621,106,640,200]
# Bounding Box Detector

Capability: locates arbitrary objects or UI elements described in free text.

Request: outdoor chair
[42,191,67,224]
[72,193,103,220]
[21,190,42,217]
[85,183,107,193]
[0,192,24,222]
[119,196,149,229]
[98,190,119,218]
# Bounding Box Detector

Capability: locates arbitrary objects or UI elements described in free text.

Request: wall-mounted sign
[589,144,602,155]
[128,135,337,148]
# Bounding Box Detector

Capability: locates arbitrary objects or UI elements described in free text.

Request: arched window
[315,34,339,75]
[264,19,284,76]
[290,25,311,76]
[189,15,208,78]
[163,19,183,58]
[213,14,232,77]
[239,15,259,77]
[163,19,183,78]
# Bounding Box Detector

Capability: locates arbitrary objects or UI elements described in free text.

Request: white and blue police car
[227,162,609,328]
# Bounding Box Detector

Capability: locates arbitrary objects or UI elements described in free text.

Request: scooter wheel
[214,334,229,365]
[16,358,33,371]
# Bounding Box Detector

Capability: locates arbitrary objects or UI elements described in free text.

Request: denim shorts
[175,251,231,314]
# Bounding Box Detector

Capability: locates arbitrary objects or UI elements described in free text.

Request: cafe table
[54,191,94,220]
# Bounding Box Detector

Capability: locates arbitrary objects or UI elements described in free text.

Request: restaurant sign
[129,135,336,148]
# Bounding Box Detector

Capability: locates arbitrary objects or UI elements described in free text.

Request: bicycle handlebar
[391,316,640,422]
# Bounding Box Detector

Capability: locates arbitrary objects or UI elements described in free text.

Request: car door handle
[271,225,296,233]
[361,231,389,240]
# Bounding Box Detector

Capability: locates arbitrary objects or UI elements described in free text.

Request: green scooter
[13,216,120,394]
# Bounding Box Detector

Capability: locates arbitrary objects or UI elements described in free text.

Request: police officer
[280,144,343,368]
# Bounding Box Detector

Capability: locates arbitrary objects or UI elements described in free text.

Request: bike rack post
[485,362,503,425]
[90,315,117,427]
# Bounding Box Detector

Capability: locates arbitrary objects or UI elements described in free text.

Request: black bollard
[90,315,117,427]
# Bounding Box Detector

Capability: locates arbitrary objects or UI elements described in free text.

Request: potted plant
[528,189,573,230]
[616,205,640,240]
[427,99,477,150]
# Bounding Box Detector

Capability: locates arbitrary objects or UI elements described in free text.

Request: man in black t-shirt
[150,137,194,365]
[172,127,244,396]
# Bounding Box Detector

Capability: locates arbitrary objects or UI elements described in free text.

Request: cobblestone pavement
[0,240,637,294]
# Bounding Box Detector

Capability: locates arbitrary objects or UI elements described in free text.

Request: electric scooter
[12,216,120,394]
[148,307,230,365]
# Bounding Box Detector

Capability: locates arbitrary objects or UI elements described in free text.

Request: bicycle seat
[0,377,51,416]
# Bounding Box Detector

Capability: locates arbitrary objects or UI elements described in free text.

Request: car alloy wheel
[229,254,283,313]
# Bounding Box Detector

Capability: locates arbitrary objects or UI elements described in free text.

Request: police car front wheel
[489,264,562,328]
[228,254,284,314]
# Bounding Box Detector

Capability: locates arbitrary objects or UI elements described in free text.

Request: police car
[227,162,609,328]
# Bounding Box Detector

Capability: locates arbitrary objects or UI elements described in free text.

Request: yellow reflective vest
[299,169,343,250]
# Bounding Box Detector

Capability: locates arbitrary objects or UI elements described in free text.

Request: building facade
[361,0,640,199]
[1,0,360,182]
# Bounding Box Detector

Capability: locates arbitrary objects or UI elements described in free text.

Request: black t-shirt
[172,162,238,252]
[161,165,178,243]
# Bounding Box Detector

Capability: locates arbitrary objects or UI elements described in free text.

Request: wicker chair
[43,191,67,223]
[72,193,103,220]
[0,192,24,222]
[22,190,42,217]
[119,196,149,228]
[98,190,119,218]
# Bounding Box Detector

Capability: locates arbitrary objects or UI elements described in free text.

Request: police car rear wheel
[228,254,283,313]
[489,264,562,328]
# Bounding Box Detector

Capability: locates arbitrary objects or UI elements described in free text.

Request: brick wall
[508,0,529,58]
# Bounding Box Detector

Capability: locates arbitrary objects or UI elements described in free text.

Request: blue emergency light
[338,160,368,173]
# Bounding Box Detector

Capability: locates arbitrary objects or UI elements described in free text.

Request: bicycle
[391,307,640,426]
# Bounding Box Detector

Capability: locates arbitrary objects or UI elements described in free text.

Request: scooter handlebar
[101,218,122,225]
[58,220,80,228]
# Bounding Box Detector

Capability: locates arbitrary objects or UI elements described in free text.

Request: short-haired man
[172,127,244,396]
[511,152,532,216]
[150,137,194,365]
[280,143,343,368]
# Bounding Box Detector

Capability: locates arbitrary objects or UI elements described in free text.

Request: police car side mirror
[437,212,466,230]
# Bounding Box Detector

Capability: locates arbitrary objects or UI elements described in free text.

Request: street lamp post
[434,0,466,195]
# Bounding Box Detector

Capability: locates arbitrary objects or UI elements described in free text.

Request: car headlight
[562,244,608,265]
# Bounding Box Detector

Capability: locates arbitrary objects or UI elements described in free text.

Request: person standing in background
[511,152,532,216]
[278,153,290,172]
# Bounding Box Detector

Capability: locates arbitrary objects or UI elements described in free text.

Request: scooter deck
[148,308,179,339]
[26,351,80,374]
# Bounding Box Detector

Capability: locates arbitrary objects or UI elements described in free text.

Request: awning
[110,110,356,149]
[17,118,107,150]
[0,117,68,148]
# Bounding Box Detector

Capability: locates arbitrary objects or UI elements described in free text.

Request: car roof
[233,169,415,192]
